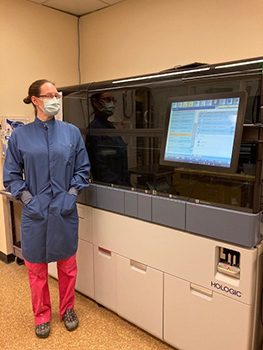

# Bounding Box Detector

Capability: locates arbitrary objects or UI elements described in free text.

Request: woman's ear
[31,96,38,107]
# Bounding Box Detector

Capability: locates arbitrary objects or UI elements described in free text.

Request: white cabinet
[48,261,58,279]
[75,204,94,298]
[77,204,93,243]
[164,273,254,350]
[75,239,94,299]
[93,245,117,312]
[48,206,263,350]
[116,255,163,339]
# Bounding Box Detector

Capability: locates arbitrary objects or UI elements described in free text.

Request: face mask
[100,101,115,117]
[40,97,61,117]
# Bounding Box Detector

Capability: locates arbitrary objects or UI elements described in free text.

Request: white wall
[80,0,263,83]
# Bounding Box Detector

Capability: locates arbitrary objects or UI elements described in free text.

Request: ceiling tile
[27,0,122,16]
[45,0,109,15]
[101,0,124,5]
[27,0,48,4]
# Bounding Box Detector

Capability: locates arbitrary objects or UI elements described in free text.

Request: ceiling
[27,0,125,16]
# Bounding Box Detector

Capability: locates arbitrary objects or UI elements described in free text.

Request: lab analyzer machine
[51,57,263,350]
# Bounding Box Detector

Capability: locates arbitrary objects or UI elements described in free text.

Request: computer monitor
[160,91,248,173]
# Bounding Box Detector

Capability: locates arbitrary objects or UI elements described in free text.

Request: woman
[3,79,90,338]
[86,92,130,186]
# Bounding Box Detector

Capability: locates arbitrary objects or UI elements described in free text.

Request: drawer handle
[190,283,213,298]
[98,247,112,256]
[130,260,147,272]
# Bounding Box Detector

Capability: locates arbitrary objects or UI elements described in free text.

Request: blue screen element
[164,97,241,168]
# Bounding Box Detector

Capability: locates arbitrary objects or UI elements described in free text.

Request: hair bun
[23,96,31,104]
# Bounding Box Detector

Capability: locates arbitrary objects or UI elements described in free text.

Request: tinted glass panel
[61,68,262,213]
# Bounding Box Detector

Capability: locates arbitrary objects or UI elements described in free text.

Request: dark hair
[91,93,102,109]
[23,79,55,112]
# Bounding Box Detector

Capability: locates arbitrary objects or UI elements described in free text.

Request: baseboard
[0,251,15,264]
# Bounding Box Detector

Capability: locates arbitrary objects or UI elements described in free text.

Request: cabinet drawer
[164,273,254,350]
[94,245,117,312]
[117,255,163,339]
[75,240,94,299]
[77,204,93,243]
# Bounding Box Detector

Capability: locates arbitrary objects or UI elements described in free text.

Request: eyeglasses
[38,93,61,100]
[100,97,117,104]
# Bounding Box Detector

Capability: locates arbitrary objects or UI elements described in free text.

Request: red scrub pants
[24,254,77,325]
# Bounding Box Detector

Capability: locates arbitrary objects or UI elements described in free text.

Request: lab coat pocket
[23,195,44,220]
[61,143,76,165]
[61,192,77,216]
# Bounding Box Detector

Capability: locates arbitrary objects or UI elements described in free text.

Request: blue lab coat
[3,117,90,263]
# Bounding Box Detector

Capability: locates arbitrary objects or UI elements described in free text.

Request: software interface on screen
[164,96,241,168]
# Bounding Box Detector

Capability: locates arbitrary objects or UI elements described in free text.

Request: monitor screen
[160,91,248,173]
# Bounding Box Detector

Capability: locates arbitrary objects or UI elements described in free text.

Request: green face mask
[40,97,61,117]
[100,101,115,117]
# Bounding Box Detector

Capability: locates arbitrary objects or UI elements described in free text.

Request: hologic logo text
[211,282,242,298]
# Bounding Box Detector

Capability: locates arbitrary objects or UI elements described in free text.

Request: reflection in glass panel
[171,170,254,210]
[85,127,256,210]
[193,78,261,124]
[83,85,258,211]
[61,66,262,213]
[86,131,130,186]
[86,132,165,188]
[63,91,89,130]
[87,88,158,131]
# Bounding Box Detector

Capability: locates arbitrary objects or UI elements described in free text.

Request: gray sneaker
[63,309,79,331]
[35,322,50,338]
